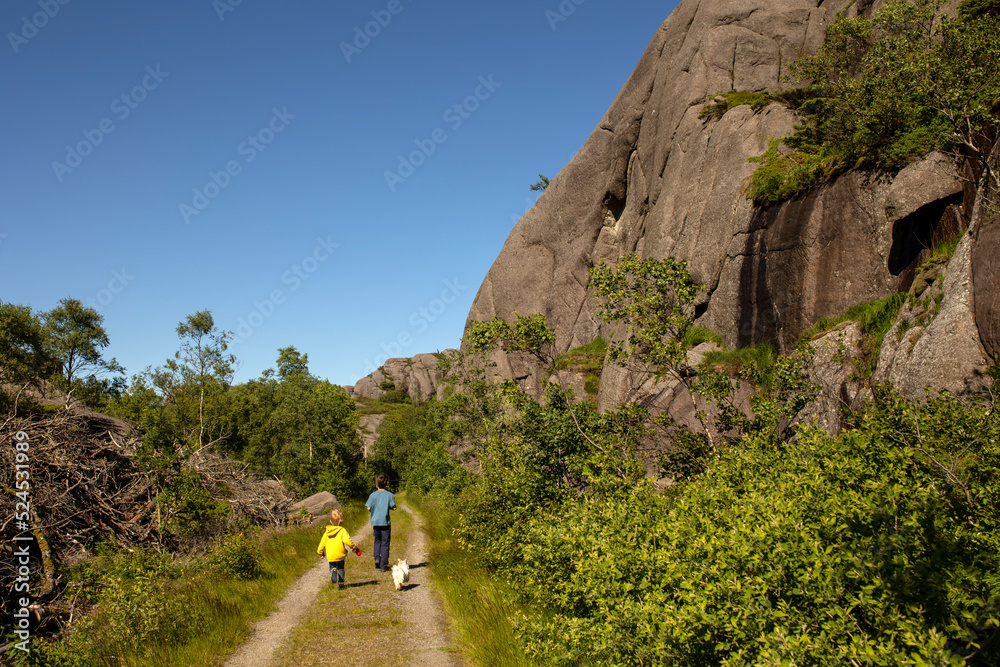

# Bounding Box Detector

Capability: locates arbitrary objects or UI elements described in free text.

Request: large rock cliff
[464,0,992,403]
[354,0,996,407]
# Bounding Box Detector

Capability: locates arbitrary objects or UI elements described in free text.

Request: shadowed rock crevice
[887,193,965,276]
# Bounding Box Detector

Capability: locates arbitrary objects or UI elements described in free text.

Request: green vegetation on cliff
[733,0,1000,206]
[370,254,1000,666]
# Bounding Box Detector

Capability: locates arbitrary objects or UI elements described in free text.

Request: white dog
[391,559,410,591]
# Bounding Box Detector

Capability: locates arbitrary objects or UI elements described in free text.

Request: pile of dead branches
[0,407,294,637]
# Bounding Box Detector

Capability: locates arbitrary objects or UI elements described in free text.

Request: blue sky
[2,0,678,387]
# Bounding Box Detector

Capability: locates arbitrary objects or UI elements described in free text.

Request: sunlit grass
[410,495,530,667]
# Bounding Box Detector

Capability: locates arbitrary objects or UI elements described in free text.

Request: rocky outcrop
[287,491,341,522]
[800,322,865,434]
[351,0,997,413]
[352,351,455,403]
[466,0,970,399]
[458,0,993,405]
[973,217,1000,359]
[875,233,990,398]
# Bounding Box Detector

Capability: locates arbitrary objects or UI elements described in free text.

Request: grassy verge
[273,506,414,667]
[16,504,368,667]
[409,495,530,667]
[796,293,907,376]
[700,341,778,386]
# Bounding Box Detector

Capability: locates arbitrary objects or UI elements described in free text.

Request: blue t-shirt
[366,489,396,526]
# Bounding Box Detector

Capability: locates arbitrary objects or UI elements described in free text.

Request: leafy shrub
[210,530,263,580]
[503,391,1000,666]
[380,388,410,404]
[747,1,1000,205]
[58,549,208,660]
[159,470,231,536]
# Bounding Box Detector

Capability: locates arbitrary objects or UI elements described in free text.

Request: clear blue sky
[2,0,678,387]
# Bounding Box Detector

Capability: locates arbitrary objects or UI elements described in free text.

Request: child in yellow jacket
[317,509,361,587]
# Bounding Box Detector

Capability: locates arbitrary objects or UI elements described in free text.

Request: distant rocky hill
[351,352,455,403]
[353,0,997,411]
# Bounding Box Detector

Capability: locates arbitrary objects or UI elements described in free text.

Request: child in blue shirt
[365,474,396,571]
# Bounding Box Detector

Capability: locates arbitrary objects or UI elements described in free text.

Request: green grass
[682,326,723,348]
[409,495,530,667]
[795,293,907,378]
[799,293,906,346]
[921,233,964,270]
[22,505,368,667]
[699,90,773,121]
[700,342,777,386]
[747,138,846,206]
[550,337,608,373]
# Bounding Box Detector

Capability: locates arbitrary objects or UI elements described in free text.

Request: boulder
[799,322,866,434]
[288,492,341,520]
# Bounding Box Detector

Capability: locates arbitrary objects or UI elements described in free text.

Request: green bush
[501,391,1000,665]
[380,388,410,404]
[210,531,264,580]
[22,549,209,664]
[746,2,1000,205]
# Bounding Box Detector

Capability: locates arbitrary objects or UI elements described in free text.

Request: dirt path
[223,522,374,667]
[225,504,460,667]
[396,501,458,667]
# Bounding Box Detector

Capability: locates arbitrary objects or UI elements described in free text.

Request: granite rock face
[973,217,1000,360]
[466,0,971,398]
[351,0,997,414]
[799,322,865,434]
[352,352,455,403]
[875,233,990,399]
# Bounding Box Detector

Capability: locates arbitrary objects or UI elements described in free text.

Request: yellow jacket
[317,525,357,562]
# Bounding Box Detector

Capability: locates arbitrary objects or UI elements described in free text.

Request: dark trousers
[373,525,391,569]
[328,559,345,584]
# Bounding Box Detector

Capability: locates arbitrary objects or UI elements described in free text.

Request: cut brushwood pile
[0,407,294,638]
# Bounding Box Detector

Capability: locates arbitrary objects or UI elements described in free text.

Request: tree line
[1,299,362,536]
